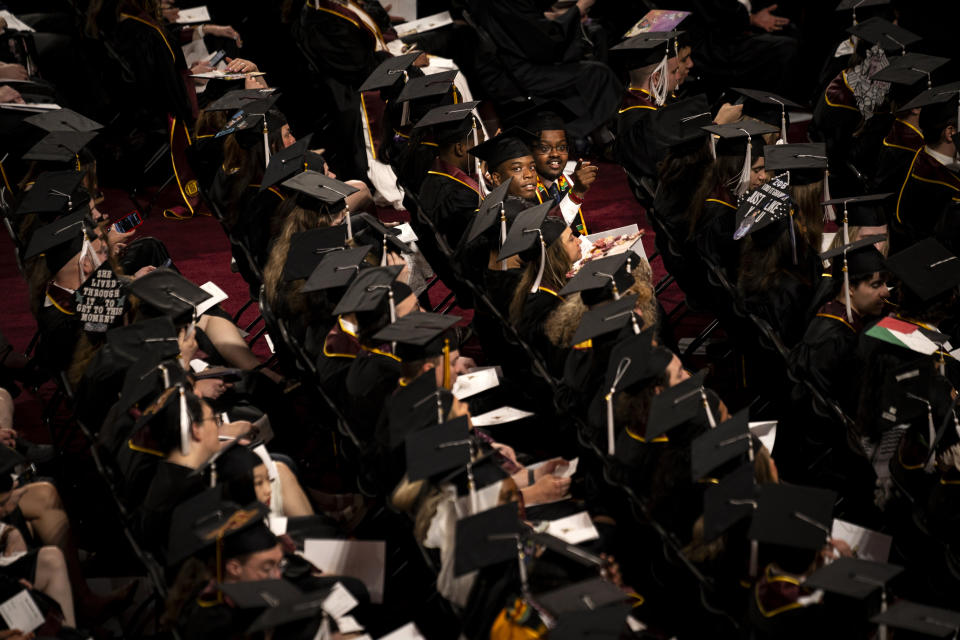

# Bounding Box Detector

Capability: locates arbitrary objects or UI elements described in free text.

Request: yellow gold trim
[895,148,923,224]
[705,197,736,210]
[45,293,75,316]
[119,13,175,61]
[127,440,164,457]
[815,313,855,332]
[427,170,480,195]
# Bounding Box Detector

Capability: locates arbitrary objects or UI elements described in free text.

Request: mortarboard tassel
[699,387,717,428]
[735,130,752,197]
[605,358,631,456]
[442,338,451,390]
[179,385,191,456]
[626,254,632,275]
[651,50,670,107]
[499,205,508,271]
[159,363,171,388]
[708,134,717,160]
[630,312,641,335]
[345,207,353,241]
[262,119,271,171]
[776,101,788,144]
[380,235,388,266]
[843,252,853,323]
[387,287,396,324]
[529,231,546,294]
[822,170,836,222]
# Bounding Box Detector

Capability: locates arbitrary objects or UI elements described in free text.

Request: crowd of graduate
[3,0,960,637]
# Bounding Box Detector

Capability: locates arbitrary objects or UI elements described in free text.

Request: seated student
[469,128,541,204]
[502,206,581,375]
[0,519,76,629]
[216,445,314,518]
[868,70,926,206]
[518,101,597,234]
[892,90,960,253]
[415,105,483,251]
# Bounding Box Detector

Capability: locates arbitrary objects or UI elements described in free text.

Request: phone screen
[209,49,227,67]
[114,210,143,233]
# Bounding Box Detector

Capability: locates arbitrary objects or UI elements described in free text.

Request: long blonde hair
[262,203,338,307]
[509,238,574,324]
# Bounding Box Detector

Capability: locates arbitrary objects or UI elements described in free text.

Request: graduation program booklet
[303,539,386,603]
[175,5,211,24]
[569,224,647,276]
[394,11,452,38]
[830,519,892,562]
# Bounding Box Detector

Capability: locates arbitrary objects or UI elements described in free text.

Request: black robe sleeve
[484,0,583,64]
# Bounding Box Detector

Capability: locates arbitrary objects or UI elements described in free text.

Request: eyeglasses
[202,414,224,429]
[535,143,568,154]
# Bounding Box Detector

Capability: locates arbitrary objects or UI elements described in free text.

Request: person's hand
[0,628,36,639]
[194,377,230,399]
[533,457,567,481]
[224,57,258,74]
[827,538,854,559]
[133,266,157,279]
[206,24,242,45]
[3,527,26,556]
[750,4,789,32]
[219,419,253,441]
[385,251,410,283]
[523,474,571,505]
[0,486,27,518]
[412,52,429,68]
[0,429,17,449]
[178,326,198,365]
[107,225,135,250]
[571,158,598,196]
[190,60,215,75]
[492,443,519,469]
[714,103,743,125]
[453,356,476,375]
[599,553,623,587]
[0,63,28,81]
[0,86,24,105]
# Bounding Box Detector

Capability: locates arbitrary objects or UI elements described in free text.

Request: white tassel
[346,207,353,241]
[823,170,836,222]
[651,53,669,106]
[779,105,788,144]
[843,256,853,323]
[387,288,396,324]
[380,236,388,266]
[700,388,717,428]
[262,121,271,171]
[736,131,752,197]
[709,135,717,160]
[926,403,936,473]
[631,313,641,335]
[179,386,191,456]
[606,358,631,456]
[529,233,545,294]
[499,205,508,271]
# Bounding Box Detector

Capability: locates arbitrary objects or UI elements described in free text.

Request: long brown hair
[790,180,825,253]
[262,203,340,308]
[508,237,574,324]
[687,155,742,238]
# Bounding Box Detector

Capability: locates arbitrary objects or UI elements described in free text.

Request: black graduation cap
[870,53,949,88]
[871,601,960,638]
[387,370,454,447]
[748,483,836,551]
[25,108,102,133]
[412,101,480,145]
[652,95,713,150]
[820,234,886,264]
[215,94,282,136]
[847,17,920,54]
[646,369,714,441]
[126,269,212,325]
[396,69,458,103]
[764,141,828,174]
[219,579,304,609]
[118,356,186,414]
[559,253,633,301]
[353,212,412,255]
[885,238,960,302]
[503,98,578,134]
[106,316,180,363]
[690,409,752,481]
[13,169,87,216]
[732,87,803,140]
[23,130,97,163]
[167,490,273,565]
[331,265,403,316]
[822,192,891,228]
[360,52,421,93]
[281,170,357,213]
[547,604,631,640]
[823,238,887,315]
[536,576,627,619]
[373,311,461,362]
[468,127,537,170]
[734,173,794,245]
[463,178,513,245]
[805,558,903,600]
[901,80,960,111]
[282,226,348,281]
[23,208,96,272]
[259,134,315,191]
[609,30,681,68]
[703,463,757,541]
[203,88,277,113]
[570,294,642,345]
[76,263,127,334]
[453,502,521,576]
[703,120,778,154]
[128,383,194,460]
[835,0,889,11]
[495,201,557,262]
[300,245,373,293]
[404,415,472,481]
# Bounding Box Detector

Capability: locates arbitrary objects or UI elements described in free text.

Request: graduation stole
[535,174,570,203]
[118,13,175,62]
[428,160,481,195]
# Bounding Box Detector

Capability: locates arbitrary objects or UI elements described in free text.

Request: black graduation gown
[809,70,863,195]
[872,118,924,219]
[138,461,205,560]
[418,163,481,252]
[515,288,566,377]
[742,270,818,348]
[35,286,80,374]
[236,186,286,271]
[789,300,862,409]
[892,148,960,252]
[614,89,660,181]
[693,192,741,281]
[344,348,401,443]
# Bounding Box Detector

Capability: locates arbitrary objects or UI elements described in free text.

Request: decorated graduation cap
[259,133,316,191]
[820,234,887,321]
[602,330,673,453]
[702,120,778,196]
[118,354,186,415]
[76,262,127,334]
[453,502,521,576]
[23,208,98,273]
[468,127,537,171]
[300,245,373,293]
[215,94,284,167]
[690,410,753,481]
[885,238,960,303]
[847,17,920,55]
[13,169,87,217]
[570,294,642,345]
[732,88,803,142]
[496,201,563,292]
[412,100,480,145]
[871,600,960,638]
[734,171,792,247]
[331,265,404,318]
[127,269,212,326]
[870,53,948,90]
[646,369,715,441]
[748,483,836,551]
[703,463,757,541]
[283,226,348,281]
[360,52,421,93]
[23,130,97,166]
[25,108,102,133]
[202,87,276,112]
[373,312,461,387]
[167,490,275,568]
[609,30,684,105]
[652,95,713,150]
[387,370,454,448]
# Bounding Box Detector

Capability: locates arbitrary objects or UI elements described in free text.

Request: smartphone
[113,210,143,233]
[208,49,227,67]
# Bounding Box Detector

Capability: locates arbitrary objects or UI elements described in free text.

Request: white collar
[924,145,956,167]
